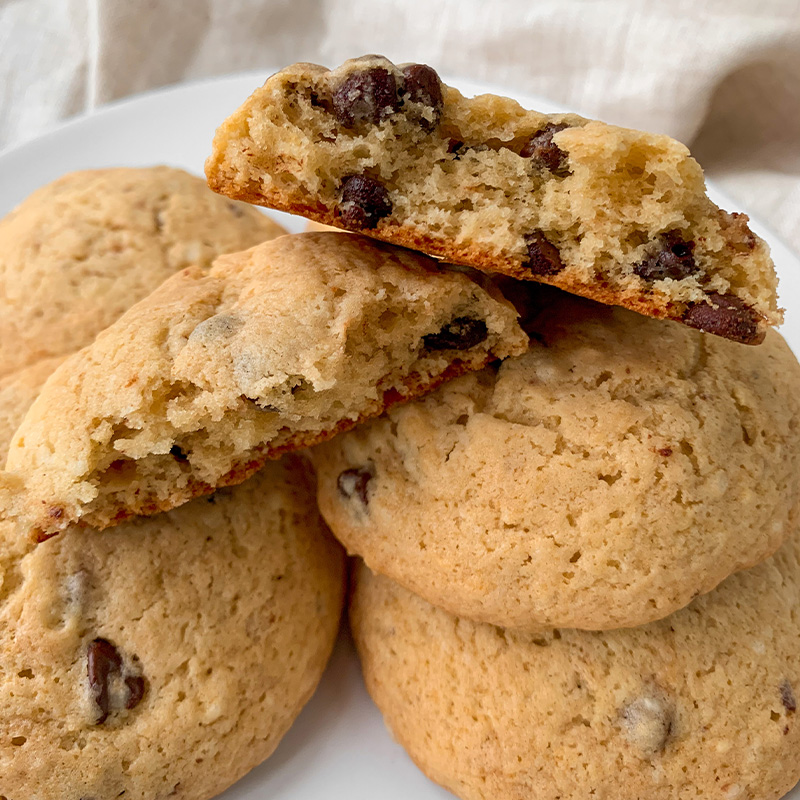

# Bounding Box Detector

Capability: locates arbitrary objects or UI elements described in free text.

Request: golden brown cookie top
[0,166,285,377]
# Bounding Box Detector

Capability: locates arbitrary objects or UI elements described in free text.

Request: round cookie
[0,457,345,799]
[314,288,800,632]
[0,166,285,377]
[351,544,800,800]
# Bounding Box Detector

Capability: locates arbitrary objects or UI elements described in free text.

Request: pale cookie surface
[206,55,780,344]
[314,288,800,631]
[0,166,285,377]
[0,356,66,464]
[0,457,345,800]
[352,551,800,800]
[6,232,528,539]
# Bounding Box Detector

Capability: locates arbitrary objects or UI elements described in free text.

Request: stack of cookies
[1,55,799,800]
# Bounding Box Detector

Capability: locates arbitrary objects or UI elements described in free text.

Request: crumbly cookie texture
[206,55,781,344]
[6,232,527,540]
[0,166,285,377]
[0,457,344,800]
[313,287,800,632]
[351,548,800,800]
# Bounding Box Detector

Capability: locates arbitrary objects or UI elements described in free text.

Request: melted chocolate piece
[634,230,698,282]
[338,174,393,229]
[87,638,146,724]
[520,122,569,173]
[402,63,444,130]
[332,68,400,127]
[524,231,564,276]
[423,317,488,350]
[683,292,762,344]
[337,465,374,507]
[87,639,121,724]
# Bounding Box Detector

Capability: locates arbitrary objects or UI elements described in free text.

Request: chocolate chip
[524,231,564,276]
[87,639,122,724]
[87,638,146,724]
[634,230,699,282]
[401,63,444,130]
[337,465,374,508]
[125,675,146,710]
[423,317,489,351]
[332,68,400,127]
[683,292,762,344]
[781,680,797,713]
[338,174,393,229]
[170,445,189,462]
[520,123,569,173]
[620,689,674,753]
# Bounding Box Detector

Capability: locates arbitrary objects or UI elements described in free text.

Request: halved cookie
[6,232,527,540]
[206,55,780,344]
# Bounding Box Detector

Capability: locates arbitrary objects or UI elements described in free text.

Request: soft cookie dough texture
[351,553,800,800]
[206,55,780,344]
[314,288,800,631]
[0,166,285,377]
[6,232,527,539]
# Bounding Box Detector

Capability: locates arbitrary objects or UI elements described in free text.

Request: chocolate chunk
[332,68,400,127]
[423,317,489,350]
[337,465,374,508]
[683,292,762,344]
[634,230,699,282]
[87,638,122,724]
[524,231,564,276]
[401,63,444,130]
[781,680,797,713]
[620,689,674,753]
[338,174,393,229]
[87,638,146,724]
[125,675,146,710]
[520,122,569,173]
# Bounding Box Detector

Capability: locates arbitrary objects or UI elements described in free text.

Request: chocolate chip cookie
[351,543,800,800]
[0,457,344,800]
[6,232,528,540]
[313,287,800,631]
[0,166,285,377]
[206,55,780,345]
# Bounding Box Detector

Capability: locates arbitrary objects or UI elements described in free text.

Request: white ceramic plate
[0,73,797,800]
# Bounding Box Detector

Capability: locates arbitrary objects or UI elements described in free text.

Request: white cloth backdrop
[1,0,800,257]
